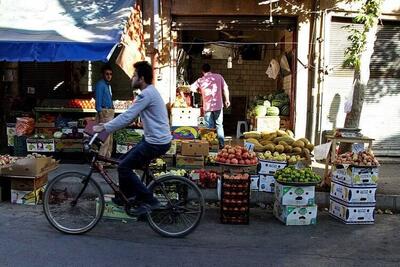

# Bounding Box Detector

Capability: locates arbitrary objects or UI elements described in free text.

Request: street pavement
[0,203,399,267]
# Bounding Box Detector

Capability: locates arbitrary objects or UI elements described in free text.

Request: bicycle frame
[74,133,156,205]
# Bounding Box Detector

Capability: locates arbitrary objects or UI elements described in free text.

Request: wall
[190,58,277,99]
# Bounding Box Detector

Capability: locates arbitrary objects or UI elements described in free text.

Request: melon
[272,99,285,108]
[266,106,280,116]
[255,105,267,117]
[263,100,271,108]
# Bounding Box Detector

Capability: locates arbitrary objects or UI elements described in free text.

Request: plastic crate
[220,170,250,225]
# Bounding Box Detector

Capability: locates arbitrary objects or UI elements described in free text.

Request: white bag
[314,142,332,161]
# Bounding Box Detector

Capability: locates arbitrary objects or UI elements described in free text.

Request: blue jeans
[204,109,224,147]
[117,140,171,202]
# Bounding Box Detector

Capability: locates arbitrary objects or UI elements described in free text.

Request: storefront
[0,0,141,156]
[171,15,297,135]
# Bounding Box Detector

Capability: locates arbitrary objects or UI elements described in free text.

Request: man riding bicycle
[93,61,172,215]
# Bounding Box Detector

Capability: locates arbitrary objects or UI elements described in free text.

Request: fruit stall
[0,153,58,204]
[6,99,133,156]
[1,124,383,227]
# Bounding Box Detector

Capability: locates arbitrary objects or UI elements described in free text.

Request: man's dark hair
[201,63,211,73]
[101,63,113,74]
[134,61,153,84]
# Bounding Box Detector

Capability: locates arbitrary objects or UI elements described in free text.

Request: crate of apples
[216,145,258,166]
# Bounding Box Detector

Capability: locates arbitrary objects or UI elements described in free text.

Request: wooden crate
[11,174,48,191]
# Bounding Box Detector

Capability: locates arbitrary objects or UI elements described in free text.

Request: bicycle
[43,133,205,238]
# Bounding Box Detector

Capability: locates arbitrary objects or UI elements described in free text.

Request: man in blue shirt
[94,64,115,159]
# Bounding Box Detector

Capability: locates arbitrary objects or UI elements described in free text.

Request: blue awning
[0,0,135,62]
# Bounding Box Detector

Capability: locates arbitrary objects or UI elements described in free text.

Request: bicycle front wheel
[43,172,104,234]
[147,175,205,238]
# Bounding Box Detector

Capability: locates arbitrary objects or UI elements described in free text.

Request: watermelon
[280,104,290,116]
[266,106,280,116]
[272,99,285,108]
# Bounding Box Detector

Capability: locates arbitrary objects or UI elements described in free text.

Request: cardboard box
[181,140,209,156]
[329,198,375,224]
[256,116,280,132]
[330,181,377,204]
[198,117,206,127]
[259,174,275,193]
[55,139,83,152]
[11,185,45,205]
[26,138,55,152]
[275,182,315,206]
[171,108,201,127]
[273,201,317,225]
[11,175,48,191]
[258,159,287,175]
[171,126,199,140]
[96,195,137,221]
[1,157,54,176]
[176,154,204,169]
[332,165,379,186]
[250,175,259,190]
[161,154,175,167]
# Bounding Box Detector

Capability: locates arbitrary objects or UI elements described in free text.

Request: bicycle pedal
[125,204,151,217]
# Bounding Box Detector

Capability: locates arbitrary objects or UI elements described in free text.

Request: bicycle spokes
[148,177,204,237]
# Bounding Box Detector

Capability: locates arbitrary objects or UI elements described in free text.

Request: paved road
[0,204,399,267]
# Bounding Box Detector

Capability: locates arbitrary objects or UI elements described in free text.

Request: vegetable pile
[114,129,142,144]
[0,155,18,166]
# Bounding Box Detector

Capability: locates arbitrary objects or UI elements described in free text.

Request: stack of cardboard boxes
[329,164,378,224]
[273,182,318,226]
[251,159,287,193]
[0,156,58,205]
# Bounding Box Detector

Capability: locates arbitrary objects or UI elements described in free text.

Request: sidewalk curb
[201,189,400,211]
[47,168,400,212]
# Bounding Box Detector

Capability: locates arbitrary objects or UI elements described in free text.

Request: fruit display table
[323,135,374,185]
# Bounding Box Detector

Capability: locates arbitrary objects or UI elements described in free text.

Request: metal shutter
[323,18,400,156]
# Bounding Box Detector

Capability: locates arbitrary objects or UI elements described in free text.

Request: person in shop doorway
[184,63,230,148]
[93,61,172,215]
[94,63,115,162]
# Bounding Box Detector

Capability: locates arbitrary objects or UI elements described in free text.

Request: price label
[244,142,254,152]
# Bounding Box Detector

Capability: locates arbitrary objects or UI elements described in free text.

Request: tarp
[0,0,135,62]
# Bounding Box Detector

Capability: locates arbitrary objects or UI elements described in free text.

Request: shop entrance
[172,16,298,136]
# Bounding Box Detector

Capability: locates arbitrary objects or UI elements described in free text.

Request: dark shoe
[146,198,161,210]
[111,195,125,206]
[131,203,151,216]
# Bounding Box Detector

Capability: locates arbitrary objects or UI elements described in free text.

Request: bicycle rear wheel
[43,172,104,234]
[147,175,204,238]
